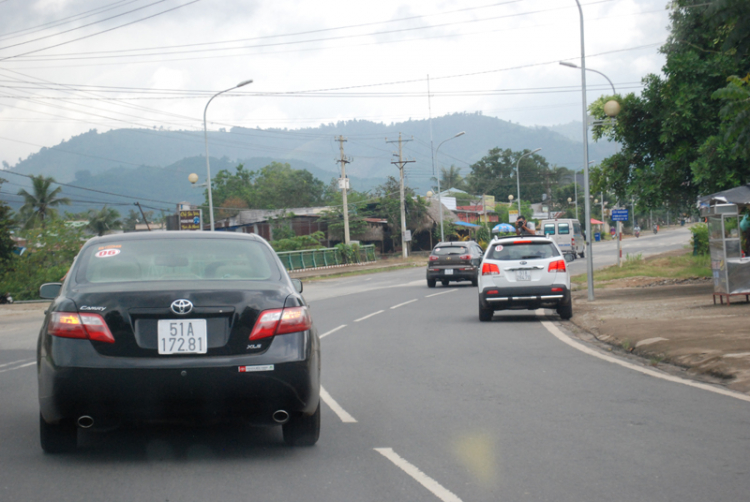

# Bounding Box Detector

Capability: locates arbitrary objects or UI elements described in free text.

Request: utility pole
[336,135,351,244]
[387,133,414,258]
[134,202,151,231]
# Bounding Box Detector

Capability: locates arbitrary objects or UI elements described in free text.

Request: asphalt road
[2,225,749,502]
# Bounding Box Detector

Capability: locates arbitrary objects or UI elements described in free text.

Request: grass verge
[571,252,711,285]
[294,261,426,282]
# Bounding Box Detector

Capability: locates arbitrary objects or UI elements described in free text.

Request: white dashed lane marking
[375,448,463,502]
[319,325,347,339]
[390,299,417,310]
[354,310,384,322]
[320,386,357,423]
[425,289,458,298]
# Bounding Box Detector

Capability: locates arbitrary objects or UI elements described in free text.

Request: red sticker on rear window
[495,245,504,251]
[95,249,120,258]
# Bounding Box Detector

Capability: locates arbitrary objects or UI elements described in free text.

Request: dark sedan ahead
[425,241,483,287]
[37,232,320,453]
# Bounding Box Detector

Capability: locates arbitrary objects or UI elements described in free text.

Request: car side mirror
[291,278,303,294]
[39,283,62,299]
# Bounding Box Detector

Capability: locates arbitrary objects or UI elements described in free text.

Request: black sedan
[37,232,320,453]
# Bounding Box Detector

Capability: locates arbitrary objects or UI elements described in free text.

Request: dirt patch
[570,281,750,394]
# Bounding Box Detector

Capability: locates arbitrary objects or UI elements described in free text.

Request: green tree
[16,175,70,228]
[0,220,85,300]
[206,164,255,210]
[373,176,428,249]
[86,206,122,236]
[0,178,16,266]
[590,0,750,208]
[319,181,371,242]
[440,165,466,191]
[466,148,553,203]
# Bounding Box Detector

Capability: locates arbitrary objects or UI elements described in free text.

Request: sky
[0,0,672,169]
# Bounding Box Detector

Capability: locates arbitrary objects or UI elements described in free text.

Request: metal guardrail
[276,244,377,271]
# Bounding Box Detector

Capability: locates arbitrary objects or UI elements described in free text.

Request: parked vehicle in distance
[37,232,320,453]
[477,235,573,322]
[426,241,484,288]
[540,218,584,258]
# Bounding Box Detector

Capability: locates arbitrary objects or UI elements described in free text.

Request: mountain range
[2,113,616,214]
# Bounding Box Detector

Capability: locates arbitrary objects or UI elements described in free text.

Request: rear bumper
[479,285,571,310]
[426,266,477,281]
[38,331,320,425]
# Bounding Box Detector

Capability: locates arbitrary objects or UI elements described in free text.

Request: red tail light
[514,240,532,244]
[552,287,563,292]
[48,312,115,344]
[249,306,312,341]
[548,259,567,272]
[486,290,499,295]
[459,254,471,261]
[428,255,439,261]
[482,263,500,275]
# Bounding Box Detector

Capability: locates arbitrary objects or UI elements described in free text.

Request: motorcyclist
[634,225,641,238]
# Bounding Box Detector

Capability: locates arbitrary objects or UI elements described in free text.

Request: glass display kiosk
[708,204,750,304]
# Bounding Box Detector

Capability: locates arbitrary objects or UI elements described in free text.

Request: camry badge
[171,299,193,315]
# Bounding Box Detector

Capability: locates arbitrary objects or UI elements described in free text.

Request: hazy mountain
[3,113,618,213]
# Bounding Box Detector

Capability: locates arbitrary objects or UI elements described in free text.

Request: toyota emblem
[171,299,193,315]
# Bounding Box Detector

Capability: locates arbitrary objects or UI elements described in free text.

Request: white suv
[477,235,573,322]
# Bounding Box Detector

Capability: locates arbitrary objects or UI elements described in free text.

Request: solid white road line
[0,358,32,369]
[319,386,357,423]
[0,361,35,374]
[319,324,347,339]
[537,313,750,404]
[391,299,417,310]
[425,289,457,298]
[374,448,463,502]
[354,310,384,322]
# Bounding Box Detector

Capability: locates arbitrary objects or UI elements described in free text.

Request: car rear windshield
[75,238,281,284]
[486,241,560,261]
[432,246,468,256]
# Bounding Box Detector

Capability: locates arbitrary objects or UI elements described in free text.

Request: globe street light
[204,79,253,231]
[433,131,466,242]
[515,148,541,216]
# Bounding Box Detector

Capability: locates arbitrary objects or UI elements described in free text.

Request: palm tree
[440,166,465,191]
[87,206,122,236]
[17,175,70,228]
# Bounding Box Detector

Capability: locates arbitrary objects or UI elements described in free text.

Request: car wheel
[427,278,436,288]
[441,280,449,286]
[479,304,493,322]
[579,251,585,258]
[471,275,478,287]
[40,414,77,454]
[283,402,320,447]
[557,302,573,320]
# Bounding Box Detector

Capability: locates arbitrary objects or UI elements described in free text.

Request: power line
[0,0,202,62]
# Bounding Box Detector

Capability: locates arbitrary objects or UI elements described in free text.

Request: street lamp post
[515,148,542,216]
[203,79,253,231]
[433,131,466,242]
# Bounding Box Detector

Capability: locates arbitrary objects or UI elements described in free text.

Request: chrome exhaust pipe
[77,415,94,429]
[272,410,289,424]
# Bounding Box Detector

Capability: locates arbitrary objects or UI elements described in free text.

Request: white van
[541,218,584,258]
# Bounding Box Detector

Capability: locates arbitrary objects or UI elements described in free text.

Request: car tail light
[48,312,115,344]
[428,255,438,261]
[482,263,500,275]
[459,254,471,260]
[552,287,563,292]
[249,306,312,341]
[514,240,532,244]
[548,260,566,272]
[486,290,499,295]
[571,237,575,246]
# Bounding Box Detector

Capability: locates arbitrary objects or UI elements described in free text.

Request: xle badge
[247,344,262,350]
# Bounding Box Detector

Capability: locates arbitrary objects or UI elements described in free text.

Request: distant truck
[541,218,584,258]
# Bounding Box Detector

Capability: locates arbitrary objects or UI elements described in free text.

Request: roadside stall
[699,184,750,304]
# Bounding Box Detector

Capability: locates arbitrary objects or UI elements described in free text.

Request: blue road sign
[611,209,629,221]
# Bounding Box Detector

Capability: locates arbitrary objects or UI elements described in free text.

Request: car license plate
[157,319,207,354]
[516,270,531,281]
[444,269,453,275]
